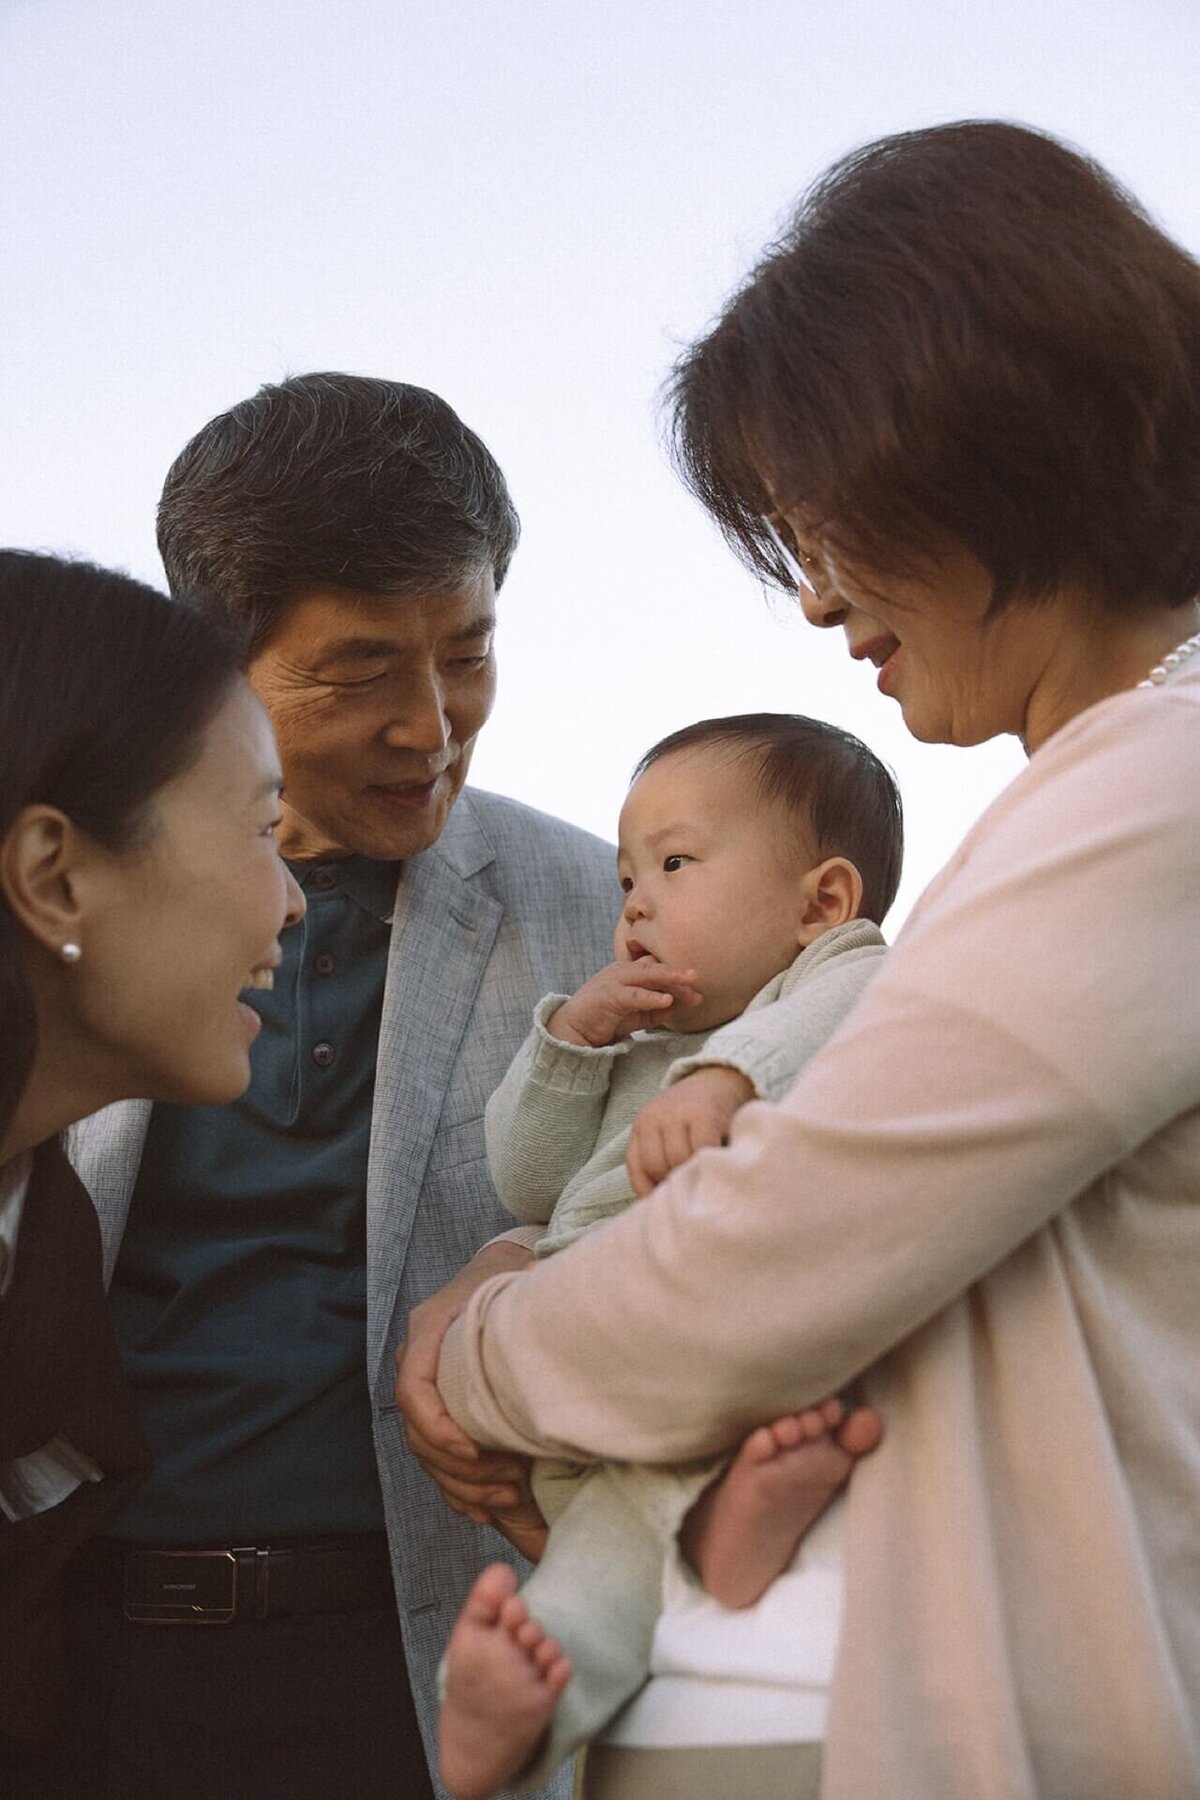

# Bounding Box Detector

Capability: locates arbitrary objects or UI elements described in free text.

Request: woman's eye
[262,816,282,838]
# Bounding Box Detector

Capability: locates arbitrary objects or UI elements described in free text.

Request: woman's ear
[0,805,90,960]
[795,856,864,945]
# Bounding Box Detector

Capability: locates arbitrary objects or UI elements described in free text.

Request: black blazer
[0,1137,148,1739]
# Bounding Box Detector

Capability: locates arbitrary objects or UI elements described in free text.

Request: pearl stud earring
[59,942,82,964]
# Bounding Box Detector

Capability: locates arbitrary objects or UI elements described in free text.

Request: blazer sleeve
[440,682,1200,1463]
[484,997,629,1225]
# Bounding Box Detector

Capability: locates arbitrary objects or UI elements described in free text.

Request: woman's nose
[282,866,306,928]
[798,581,848,630]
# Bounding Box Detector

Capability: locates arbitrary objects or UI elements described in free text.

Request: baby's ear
[795,857,864,945]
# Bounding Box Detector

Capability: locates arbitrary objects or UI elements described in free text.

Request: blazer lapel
[66,1100,153,1284]
[365,797,502,1379]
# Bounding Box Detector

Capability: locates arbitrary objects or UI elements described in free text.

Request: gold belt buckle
[122,1548,239,1624]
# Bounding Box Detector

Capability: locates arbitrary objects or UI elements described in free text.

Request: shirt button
[313,868,336,892]
[314,953,336,976]
[312,1041,336,1069]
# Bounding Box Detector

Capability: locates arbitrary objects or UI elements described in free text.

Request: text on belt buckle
[123,1548,238,1624]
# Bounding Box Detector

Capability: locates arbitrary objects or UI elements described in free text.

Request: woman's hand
[394,1240,535,1522]
[627,1065,755,1196]
[547,958,703,1047]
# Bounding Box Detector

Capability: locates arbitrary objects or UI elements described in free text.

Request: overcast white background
[3,0,1197,926]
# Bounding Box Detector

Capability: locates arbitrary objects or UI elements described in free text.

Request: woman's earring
[59,942,83,964]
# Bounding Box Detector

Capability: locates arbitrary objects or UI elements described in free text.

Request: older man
[64,375,615,1800]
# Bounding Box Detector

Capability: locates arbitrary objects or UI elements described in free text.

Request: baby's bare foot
[439,1564,573,1800]
[681,1399,884,1609]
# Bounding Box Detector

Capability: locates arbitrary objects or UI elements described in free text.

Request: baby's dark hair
[633,713,903,924]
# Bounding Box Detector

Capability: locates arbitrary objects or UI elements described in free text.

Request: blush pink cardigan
[439,669,1200,1800]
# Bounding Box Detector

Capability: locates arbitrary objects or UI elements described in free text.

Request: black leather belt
[75,1534,394,1626]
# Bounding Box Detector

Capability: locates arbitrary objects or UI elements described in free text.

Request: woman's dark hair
[634,712,903,925]
[668,121,1200,613]
[158,372,521,656]
[0,551,244,1142]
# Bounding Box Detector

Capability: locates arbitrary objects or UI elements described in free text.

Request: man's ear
[795,857,864,946]
[0,806,90,959]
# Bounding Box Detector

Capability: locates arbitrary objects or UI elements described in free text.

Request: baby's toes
[531,1635,565,1675]
[839,1406,885,1457]
[498,1592,532,1634]
[742,1423,783,1462]
[513,1615,545,1653]
[789,1408,832,1445]
[463,1563,518,1624]
[769,1413,809,1450]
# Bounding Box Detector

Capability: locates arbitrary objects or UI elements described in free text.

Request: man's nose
[382,677,450,753]
[623,885,649,923]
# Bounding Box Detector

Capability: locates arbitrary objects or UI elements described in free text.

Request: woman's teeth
[244,968,275,992]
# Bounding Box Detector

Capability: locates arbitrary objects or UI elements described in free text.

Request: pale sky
[2,0,1197,926]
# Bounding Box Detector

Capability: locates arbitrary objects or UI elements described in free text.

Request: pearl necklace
[1138,628,1200,688]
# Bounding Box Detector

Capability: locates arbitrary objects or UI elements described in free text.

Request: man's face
[248,572,497,862]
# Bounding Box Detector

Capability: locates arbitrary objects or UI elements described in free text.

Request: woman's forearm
[438,1000,1117,1461]
[439,691,1200,1464]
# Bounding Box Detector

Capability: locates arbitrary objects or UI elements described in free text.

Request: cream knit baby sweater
[485,918,886,1258]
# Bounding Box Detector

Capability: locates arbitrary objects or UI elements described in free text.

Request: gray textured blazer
[68,787,617,1799]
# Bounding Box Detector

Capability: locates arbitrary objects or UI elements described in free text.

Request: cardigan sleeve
[440,682,1200,1463]
[667,925,886,1102]
[483,995,630,1225]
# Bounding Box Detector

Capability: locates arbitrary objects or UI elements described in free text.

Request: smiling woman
[426,121,1200,1800]
[0,551,302,1778]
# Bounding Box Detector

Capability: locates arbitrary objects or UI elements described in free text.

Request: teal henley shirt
[108,857,399,1544]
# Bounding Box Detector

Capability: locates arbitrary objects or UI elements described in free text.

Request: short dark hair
[0,550,243,1140]
[668,121,1200,614]
[158,373,521,655]
[633,712,903,925]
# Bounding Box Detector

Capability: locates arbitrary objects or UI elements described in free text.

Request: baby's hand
[627,1064,755,1196]
[547,958,703,1048]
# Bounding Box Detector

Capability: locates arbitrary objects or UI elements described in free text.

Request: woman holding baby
[401,121,1200,1800]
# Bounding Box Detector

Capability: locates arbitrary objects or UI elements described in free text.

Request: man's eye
[262,816,282,838]
[323,670,386,688]
[663,855,690,873]
[448,654,491,670]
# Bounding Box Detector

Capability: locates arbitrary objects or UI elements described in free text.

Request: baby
[439,713,902,1800]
